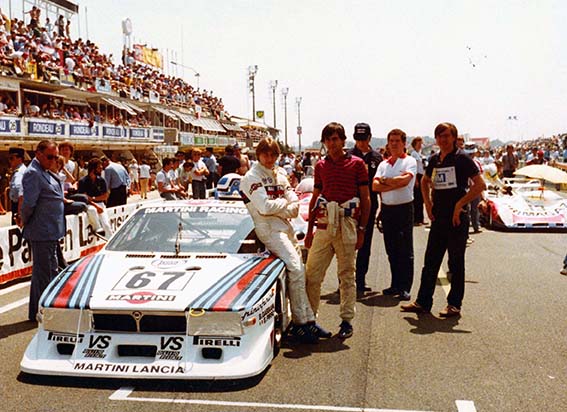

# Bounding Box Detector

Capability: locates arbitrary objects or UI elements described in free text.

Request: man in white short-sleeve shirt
[373,129,417,301]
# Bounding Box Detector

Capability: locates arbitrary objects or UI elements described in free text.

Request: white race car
[479,178,567,231]
[21,200,292,380]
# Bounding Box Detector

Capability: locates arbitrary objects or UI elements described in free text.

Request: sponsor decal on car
[106,291,176,304]
[82,335,111,359]
[144,205,247,215]
[73,362,185,374]
[48,331,84,343]
[156,336,184,360]
[192,336,241,347]
[241,289,274,319]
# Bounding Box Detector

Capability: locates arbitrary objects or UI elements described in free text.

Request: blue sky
[6,0,567,146]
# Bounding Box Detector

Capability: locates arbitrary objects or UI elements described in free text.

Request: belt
[111,185,127,191]
[382,201,413,208]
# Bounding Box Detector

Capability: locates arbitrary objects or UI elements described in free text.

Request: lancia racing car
[479,178,567,231]
[20,200,293,380]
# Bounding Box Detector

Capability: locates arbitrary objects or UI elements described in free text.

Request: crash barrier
[0,202,144,285]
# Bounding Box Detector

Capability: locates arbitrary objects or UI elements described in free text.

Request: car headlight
[187,310,243,336]
[41,308,92,334]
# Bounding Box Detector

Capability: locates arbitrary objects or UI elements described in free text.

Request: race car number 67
[113,270,190,291]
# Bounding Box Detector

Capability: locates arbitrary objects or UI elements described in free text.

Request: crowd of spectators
[0,8,226,119]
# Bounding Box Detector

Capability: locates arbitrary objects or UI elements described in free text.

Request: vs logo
[89,335,111,349]
[160,336,183,350]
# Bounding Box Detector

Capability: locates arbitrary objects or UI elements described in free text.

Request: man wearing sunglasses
[21,140,65,322]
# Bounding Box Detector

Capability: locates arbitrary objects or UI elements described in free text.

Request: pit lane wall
[0,202,144,285]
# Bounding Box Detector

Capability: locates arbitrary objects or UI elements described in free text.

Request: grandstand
[0,1,274,175]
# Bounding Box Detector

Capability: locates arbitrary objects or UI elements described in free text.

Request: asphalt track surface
[1,224,566,412]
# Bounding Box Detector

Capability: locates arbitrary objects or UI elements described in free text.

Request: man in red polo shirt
[305,122,370,339]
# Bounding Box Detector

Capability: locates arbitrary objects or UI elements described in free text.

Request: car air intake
[202,348,222,360]
[93,314,137,332]
[57,343,75,355]
[140,315,187,333]
[118,345,157,357]
[126,254,156,258]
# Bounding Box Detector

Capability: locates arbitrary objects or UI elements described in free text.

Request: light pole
[281,87,289,148]
[269,80,278,128]
[248,65,258,121]
[171,61,200,89]
[296,97,302,152]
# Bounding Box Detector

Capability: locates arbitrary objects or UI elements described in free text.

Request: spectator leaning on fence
[8,147,26,225]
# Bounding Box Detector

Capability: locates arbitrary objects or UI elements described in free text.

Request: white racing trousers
[258,226,315,325]
[85,202,113,237]
[305,201,358,322]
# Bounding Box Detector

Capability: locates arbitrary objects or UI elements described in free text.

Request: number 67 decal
[113,268,194,291]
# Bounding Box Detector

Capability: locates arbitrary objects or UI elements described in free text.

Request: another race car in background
[214,173,242,200]
[479,177,567,231]
[21,200,293,380]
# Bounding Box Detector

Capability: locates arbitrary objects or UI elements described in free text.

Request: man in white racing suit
[240,137,329,343]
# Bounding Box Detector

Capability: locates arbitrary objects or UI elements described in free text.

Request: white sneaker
[560,267,567,276]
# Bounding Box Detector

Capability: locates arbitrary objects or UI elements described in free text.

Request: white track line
[0,281,30,296]
[0,297,29,314]
[456,400,477,412]
[109,387,433,412]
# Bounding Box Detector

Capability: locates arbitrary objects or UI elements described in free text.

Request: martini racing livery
[479,178,567,231]
[21,200,293,380]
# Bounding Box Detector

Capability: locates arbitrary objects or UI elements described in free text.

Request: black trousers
[355,196,379,288]
[11,200,18,225]
[107,185,127,208]
[416,213,469,311]
[381,202,414,293]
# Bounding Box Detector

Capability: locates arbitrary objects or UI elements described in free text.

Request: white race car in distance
[21,200,292,380]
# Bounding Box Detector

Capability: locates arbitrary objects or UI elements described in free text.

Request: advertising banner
[69,123,99,138]
[95,78,112,94]
[179,132,194,146]
[0,117,22,135]
[152,127,164,141]
[132,44,163,69]
[102,124,126,139]
[27,120,66,137]
[129,127,150,139]
[0,203,142,285]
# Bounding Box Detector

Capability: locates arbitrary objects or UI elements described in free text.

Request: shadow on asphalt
[281,336,349,359]
[321,290,401,308]
[402,315,472,335]
[0,320,36,339]
[17,369,267,392]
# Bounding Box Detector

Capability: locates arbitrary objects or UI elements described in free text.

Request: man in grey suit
[21,140,65,322]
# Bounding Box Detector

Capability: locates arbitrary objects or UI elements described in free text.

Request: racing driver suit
[240,162,316,328]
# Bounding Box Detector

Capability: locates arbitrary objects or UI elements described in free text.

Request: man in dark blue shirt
[402,123,485,317]
[348,123,382,293]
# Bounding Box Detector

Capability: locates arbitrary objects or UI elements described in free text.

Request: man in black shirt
[348,122,382,292]
[402,123,485,317]
[217,145,241,177]
[78,157,113,236]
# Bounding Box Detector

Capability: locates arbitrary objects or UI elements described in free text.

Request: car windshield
[105,204,258,254]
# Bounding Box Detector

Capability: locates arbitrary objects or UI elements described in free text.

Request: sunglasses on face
[44,154,58,160]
